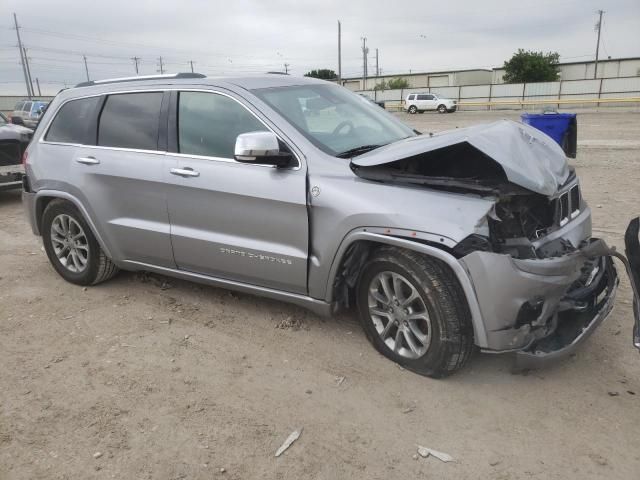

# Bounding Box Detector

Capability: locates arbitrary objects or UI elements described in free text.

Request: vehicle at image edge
[11,100,49,129]
[358,93,385,108]
[0,111,32,190]
[21,73,640,377]
[404,92,457,114]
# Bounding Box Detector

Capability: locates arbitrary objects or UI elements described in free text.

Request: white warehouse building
[339,57,640,91]
[492,56,640,84]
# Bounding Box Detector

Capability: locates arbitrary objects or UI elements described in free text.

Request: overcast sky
[1,0,639,95]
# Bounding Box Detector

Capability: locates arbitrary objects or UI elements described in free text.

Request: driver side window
[178,92,268,159]
[301,92,382,135]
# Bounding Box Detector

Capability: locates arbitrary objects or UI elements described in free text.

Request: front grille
[556,184,581,227]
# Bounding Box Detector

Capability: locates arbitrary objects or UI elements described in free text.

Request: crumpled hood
[352,120,570,196]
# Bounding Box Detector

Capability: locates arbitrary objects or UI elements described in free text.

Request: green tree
[502,49,560,83]
[387,78,410,89]
[373,80,388,90]
[304,69,338,80]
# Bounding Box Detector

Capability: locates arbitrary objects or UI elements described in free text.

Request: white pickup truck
[0,112,32,191]
[404,93,457,114]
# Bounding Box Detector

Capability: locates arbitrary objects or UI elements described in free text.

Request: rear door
[43,91,175,267]
[417,94,436,110]
[164,90,308,294]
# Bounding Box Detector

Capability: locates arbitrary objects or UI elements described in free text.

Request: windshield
[253,84,415,156]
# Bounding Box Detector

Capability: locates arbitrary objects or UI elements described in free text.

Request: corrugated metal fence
[359,76,640,110]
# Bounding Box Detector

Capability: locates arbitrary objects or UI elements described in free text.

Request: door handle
[76,156,100,165]
[170,167,200,177]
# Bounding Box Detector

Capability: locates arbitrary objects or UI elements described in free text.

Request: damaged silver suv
[22,74,640,377]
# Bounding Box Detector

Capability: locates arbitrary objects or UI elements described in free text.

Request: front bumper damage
[461,233,639,368]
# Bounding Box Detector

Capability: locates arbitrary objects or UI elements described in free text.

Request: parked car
[11,100,49,129]
[404,93,456,114]
[22,74,639,377]
[0,111,32,190]
[358,93,385,108]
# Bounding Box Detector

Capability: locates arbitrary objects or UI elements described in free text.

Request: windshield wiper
[336,144,386,158]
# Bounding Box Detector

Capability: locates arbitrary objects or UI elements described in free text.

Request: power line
[131,56,140,74]
[594,9,604,79]
[12,12,32,97]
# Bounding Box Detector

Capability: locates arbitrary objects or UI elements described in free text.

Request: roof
[58,73,329,101]
[71,72,326,90]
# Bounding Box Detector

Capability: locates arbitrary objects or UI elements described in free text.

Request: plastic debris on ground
[275,428,303,457]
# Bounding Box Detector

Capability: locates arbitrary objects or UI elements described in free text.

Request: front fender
[324,229,489,348]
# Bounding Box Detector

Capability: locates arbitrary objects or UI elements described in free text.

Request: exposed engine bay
[351,140,583,260]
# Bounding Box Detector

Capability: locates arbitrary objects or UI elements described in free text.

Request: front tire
[42,199,119,286]
[356,247,474,378]
[408,105,418,114]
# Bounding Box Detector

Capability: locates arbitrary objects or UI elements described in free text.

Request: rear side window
[98,92,163,150]
[45,96,101,144]
[14,101,25,112]
[177,91,267,159]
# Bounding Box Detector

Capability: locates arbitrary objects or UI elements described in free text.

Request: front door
[165,90,308,294]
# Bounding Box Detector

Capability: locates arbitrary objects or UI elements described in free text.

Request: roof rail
[74,72,206,88]
[266,71,289,75]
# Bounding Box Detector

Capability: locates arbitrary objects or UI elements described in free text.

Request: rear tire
[408,105,418,114]
[437,104,447,114]
[42,199,119,286]
[356,247,474,378]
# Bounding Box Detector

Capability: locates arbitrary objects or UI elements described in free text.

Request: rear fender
[32,190,114,259]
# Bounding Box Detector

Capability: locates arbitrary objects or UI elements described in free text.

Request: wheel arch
[34,190,114,259]
[326,230,488,347]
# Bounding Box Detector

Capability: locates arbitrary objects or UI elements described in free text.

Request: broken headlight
[452,234,493,257]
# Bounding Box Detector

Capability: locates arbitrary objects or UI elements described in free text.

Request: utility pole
[337,20,342,83]
[131,56,140,74]
[189,60,195,73]
[361,37,368,86]
[284,63,290,74]
[36,77,41,96]
[13,13,32,98]
[157,56,164,74]
[375,48,379,77]
[83,55,90,81]
[594,10,604,79]
[23,47,35,97]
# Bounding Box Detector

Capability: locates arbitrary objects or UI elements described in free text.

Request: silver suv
[22,73,639,377]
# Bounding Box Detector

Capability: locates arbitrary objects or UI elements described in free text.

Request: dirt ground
[1,108,639,480]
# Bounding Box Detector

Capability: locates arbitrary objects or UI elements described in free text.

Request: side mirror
[11,116,25,126]
[234,131,293,168]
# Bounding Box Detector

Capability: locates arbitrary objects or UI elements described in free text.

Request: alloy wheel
[367,271,432,359]
[50,214,89,273]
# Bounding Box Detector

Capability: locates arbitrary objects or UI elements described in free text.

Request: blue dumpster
[521,112,577,158]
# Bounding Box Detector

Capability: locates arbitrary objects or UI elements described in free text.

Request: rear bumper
[0,165,24,191]
[22,188,39,235]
